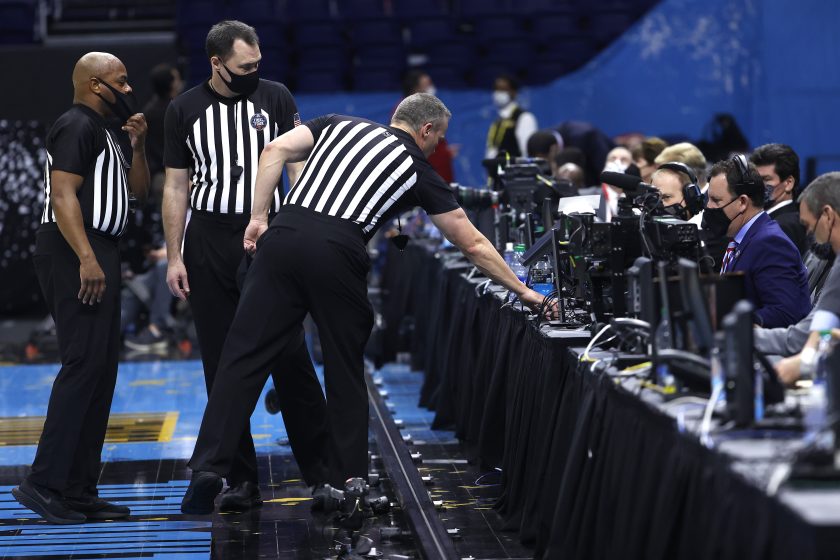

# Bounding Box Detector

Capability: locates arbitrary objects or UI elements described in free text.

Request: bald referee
[181,93,549,513]
[12,52,149,523]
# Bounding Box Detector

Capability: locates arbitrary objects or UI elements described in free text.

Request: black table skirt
[380,242,834,559]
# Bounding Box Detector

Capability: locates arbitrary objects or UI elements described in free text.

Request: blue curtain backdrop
[293,0,840,187]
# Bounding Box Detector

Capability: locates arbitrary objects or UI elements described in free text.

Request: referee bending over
[13,52,149,523]
[162,20,328,511]
[181,93,549,513]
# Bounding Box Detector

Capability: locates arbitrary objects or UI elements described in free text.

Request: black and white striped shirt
[164,80,299,214]
[41,104,130,237]
[285,115,459,240]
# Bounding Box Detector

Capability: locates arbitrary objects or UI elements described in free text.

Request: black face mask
[701,198,743,239]
[663,202,690,221]
[808,213,835,259]
[763,184,777,209]
[220,63,259,96]
[808,234,834,260]
[95,78,138,123]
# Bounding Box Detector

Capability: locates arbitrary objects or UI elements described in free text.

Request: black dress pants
[183,211,328,486]
[29,226,121,498]
[189,206,374,487]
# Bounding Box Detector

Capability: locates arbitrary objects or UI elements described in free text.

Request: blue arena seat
[352,67,402,91]
[405,18,457,49]
[348,18,403,47]
[297,45,350,71]
[392,0,449,18]
[296,70,346,92]
[285,0,333,21]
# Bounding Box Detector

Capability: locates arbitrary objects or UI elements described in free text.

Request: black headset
[657,161,706,215]
[730,153,765,198]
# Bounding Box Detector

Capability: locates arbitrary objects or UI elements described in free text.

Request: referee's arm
[430,208,551,315]
[50,170,106,306]
[285,161,304,189]
[245,126,315,253]
[162,167,191,300]
[124,113,150,202]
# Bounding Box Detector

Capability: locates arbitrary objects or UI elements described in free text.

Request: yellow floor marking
[264,497,312,504]
[128,379,167,387]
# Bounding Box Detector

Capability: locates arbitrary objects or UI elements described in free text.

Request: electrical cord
[474,468,503,486]
[582,323,613,362]
[474,279,492,298]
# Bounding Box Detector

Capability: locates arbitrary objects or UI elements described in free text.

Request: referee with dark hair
[162,20,328,512]
[181,93,551,513]
[12,52,149,523]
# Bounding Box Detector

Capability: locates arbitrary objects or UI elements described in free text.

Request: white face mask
[603,159,629,174]
[425,85,437,97]
[493,90,511,109]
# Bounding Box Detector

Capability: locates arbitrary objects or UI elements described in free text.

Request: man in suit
[750,143,808,255]
[774,172,840,383]
[704,155,810,328]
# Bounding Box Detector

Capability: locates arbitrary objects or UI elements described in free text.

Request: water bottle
[754,362,764,422]
[503,242,515,267]
[803,330,833,435]
[510,244,528,284]
[709,344,727,411]
[815,330,833,385]
[654,307,676,391]
[531,258,554,296]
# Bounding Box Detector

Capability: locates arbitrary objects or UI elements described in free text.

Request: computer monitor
[722,300,755,427]
[705,274,746,327]
[678,258,715,356]
[825,343,840,450]
[522,225,559,267]
[656,261,672,341]
[626,256,654,325]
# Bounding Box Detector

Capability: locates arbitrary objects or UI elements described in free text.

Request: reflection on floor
[0,359,531,559]
[374,364,533,560]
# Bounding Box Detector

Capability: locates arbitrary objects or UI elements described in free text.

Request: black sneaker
[64,494,130,520]
[219,481,262,512]
[11,480,86,524]
[310,483,342,513]
[181,471,223,515]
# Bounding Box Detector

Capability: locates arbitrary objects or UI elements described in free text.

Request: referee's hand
[166,260,191,301]
[244,219,268,255]
[123,113,147,149]
[520,289,558,319]
[78,257,106,305]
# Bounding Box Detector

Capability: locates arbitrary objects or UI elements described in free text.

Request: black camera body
[451,183,501,209]
[644,216,700,262]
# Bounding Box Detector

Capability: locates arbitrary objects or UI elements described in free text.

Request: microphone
[600,171,658,194]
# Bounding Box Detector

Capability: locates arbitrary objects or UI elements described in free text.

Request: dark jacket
[729,212,811,328]
[768,201,808,256]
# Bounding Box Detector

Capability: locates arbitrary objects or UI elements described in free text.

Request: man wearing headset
[650,161,705,221]
[702,156,810,328]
